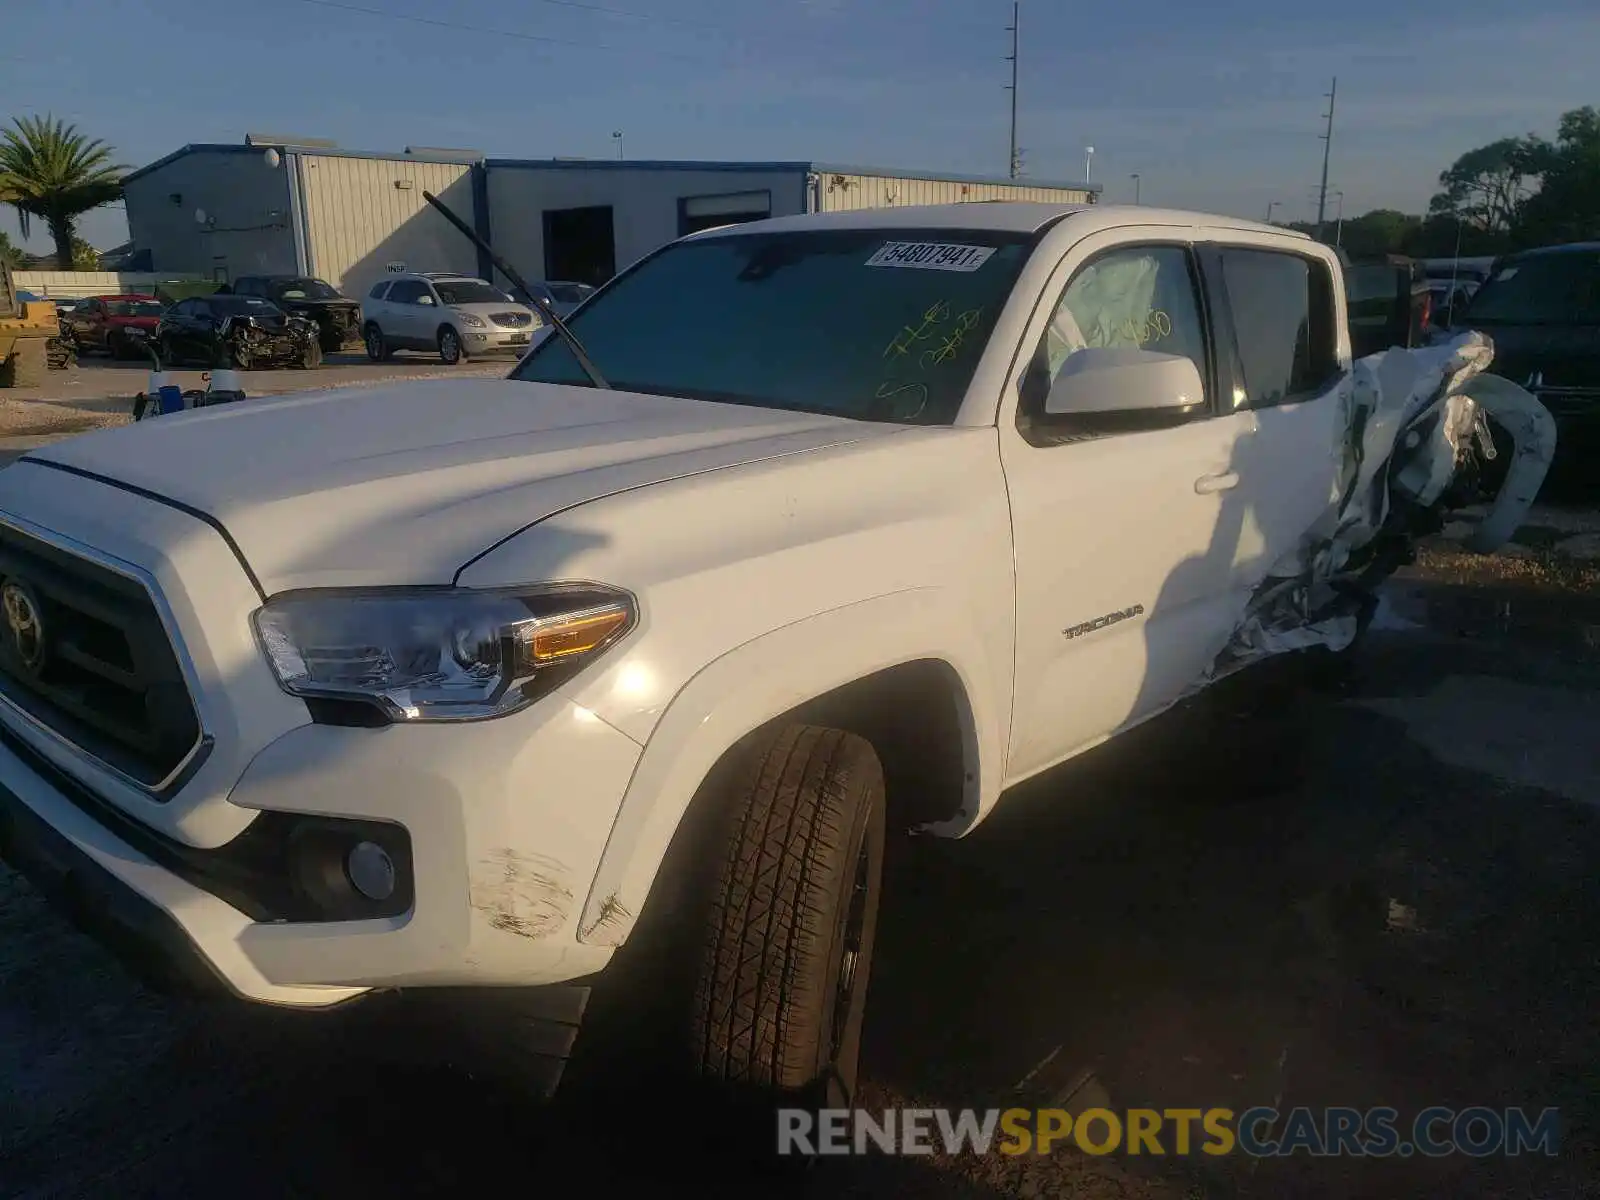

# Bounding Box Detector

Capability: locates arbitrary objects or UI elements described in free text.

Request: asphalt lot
[0,416,1597,1197]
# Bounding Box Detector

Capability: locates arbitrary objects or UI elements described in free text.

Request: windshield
[212,296,281,316]
[1464,252,1600,325]
[271,278,341,301]
[511,228,1035,422]
[105,300,163,317]
[435,280,510,306]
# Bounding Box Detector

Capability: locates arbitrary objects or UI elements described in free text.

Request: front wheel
[688,725,884,1112]
[437,326,464,365]
[300,338,323,370]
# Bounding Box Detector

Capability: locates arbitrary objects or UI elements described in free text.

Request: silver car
[361,272,542,364]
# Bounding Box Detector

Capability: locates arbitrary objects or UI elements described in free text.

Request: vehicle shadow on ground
[861,632,1600,1199]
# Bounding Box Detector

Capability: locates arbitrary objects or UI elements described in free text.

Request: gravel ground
[0,452,1597,1196]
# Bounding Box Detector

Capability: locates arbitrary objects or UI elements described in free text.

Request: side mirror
[1043,346,1206,429]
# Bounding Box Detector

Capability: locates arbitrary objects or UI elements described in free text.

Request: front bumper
[0,690,640,1007]
[466,327,537,354]
[0,766,595,1093]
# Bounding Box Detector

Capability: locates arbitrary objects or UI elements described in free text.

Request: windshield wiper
[421,189,610,390]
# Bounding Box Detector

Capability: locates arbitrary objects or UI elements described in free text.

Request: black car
[155,294,322,370]
[229,275,362,352]
[1452,242,1600,488]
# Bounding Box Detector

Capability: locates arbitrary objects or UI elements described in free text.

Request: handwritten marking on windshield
[883,301,952,360]
[919,307,984,368]
[872,380,930,419]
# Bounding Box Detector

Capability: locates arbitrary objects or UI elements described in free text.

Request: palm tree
[0,115,126,270]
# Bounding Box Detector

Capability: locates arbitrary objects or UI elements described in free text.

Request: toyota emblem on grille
[1,579,46,675]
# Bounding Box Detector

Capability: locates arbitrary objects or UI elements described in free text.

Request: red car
[62,293,166,359]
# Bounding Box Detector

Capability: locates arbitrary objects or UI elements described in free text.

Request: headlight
[252,585,635,723]
[456,311,486,327]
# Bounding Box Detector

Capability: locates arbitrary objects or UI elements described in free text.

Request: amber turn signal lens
[527,606,630,663]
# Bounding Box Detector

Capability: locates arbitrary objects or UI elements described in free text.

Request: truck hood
[23,378,901,592]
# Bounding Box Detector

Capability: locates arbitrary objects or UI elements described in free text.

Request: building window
[677,190,773,237]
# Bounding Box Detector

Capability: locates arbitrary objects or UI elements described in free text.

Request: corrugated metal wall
[298,155,478,298]
[817,173,1092,211]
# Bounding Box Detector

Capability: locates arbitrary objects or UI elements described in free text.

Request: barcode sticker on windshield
[865,242,997,272]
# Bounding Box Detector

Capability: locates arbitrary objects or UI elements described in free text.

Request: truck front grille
[0,522,204,795]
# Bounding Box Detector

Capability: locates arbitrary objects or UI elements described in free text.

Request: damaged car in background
[0,203,1552,1150]
[227,275,363,353]
[153,293,323,369]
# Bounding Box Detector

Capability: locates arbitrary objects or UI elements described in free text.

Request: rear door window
[1217,249,1338,409]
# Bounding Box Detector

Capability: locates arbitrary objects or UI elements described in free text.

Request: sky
[2,0,1597,253]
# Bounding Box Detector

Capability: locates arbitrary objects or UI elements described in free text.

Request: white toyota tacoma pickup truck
[0,204,1548,1121]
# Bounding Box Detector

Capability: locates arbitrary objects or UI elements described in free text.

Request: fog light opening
[346,840,396,902]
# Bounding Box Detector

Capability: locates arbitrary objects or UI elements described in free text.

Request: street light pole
[612,130,624,160]
[1265,200,1279,224]
[1084,145,1094,183]
[1130,173,1140,204]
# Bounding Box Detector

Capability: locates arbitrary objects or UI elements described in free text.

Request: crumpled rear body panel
[1205,331,1555,678]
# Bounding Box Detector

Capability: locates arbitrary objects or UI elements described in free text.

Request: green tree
[1514,106,1600,246]
[0,115,126,271]
[0,228,22,269]
[70,234,99,270]
[1338,209,1420,258]
[1427,137,1536,234]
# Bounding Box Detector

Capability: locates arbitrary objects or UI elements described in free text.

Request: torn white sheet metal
[1207,331,1556,678]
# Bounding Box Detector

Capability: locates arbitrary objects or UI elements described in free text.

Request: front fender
[573,587,1009,947]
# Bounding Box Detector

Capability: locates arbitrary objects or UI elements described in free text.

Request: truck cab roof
[693,202,1304,241]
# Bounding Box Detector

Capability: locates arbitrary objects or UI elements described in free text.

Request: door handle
[1194,471,1240,494]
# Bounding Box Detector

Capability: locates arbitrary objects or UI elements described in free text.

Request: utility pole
[1005,2,1019,178]
[1130,173,1141,204]
[1315,76,1337,240]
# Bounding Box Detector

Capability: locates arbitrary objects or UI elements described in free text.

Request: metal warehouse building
[123,138,1100,300]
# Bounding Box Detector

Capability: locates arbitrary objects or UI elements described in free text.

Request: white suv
[362,272,542,364]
